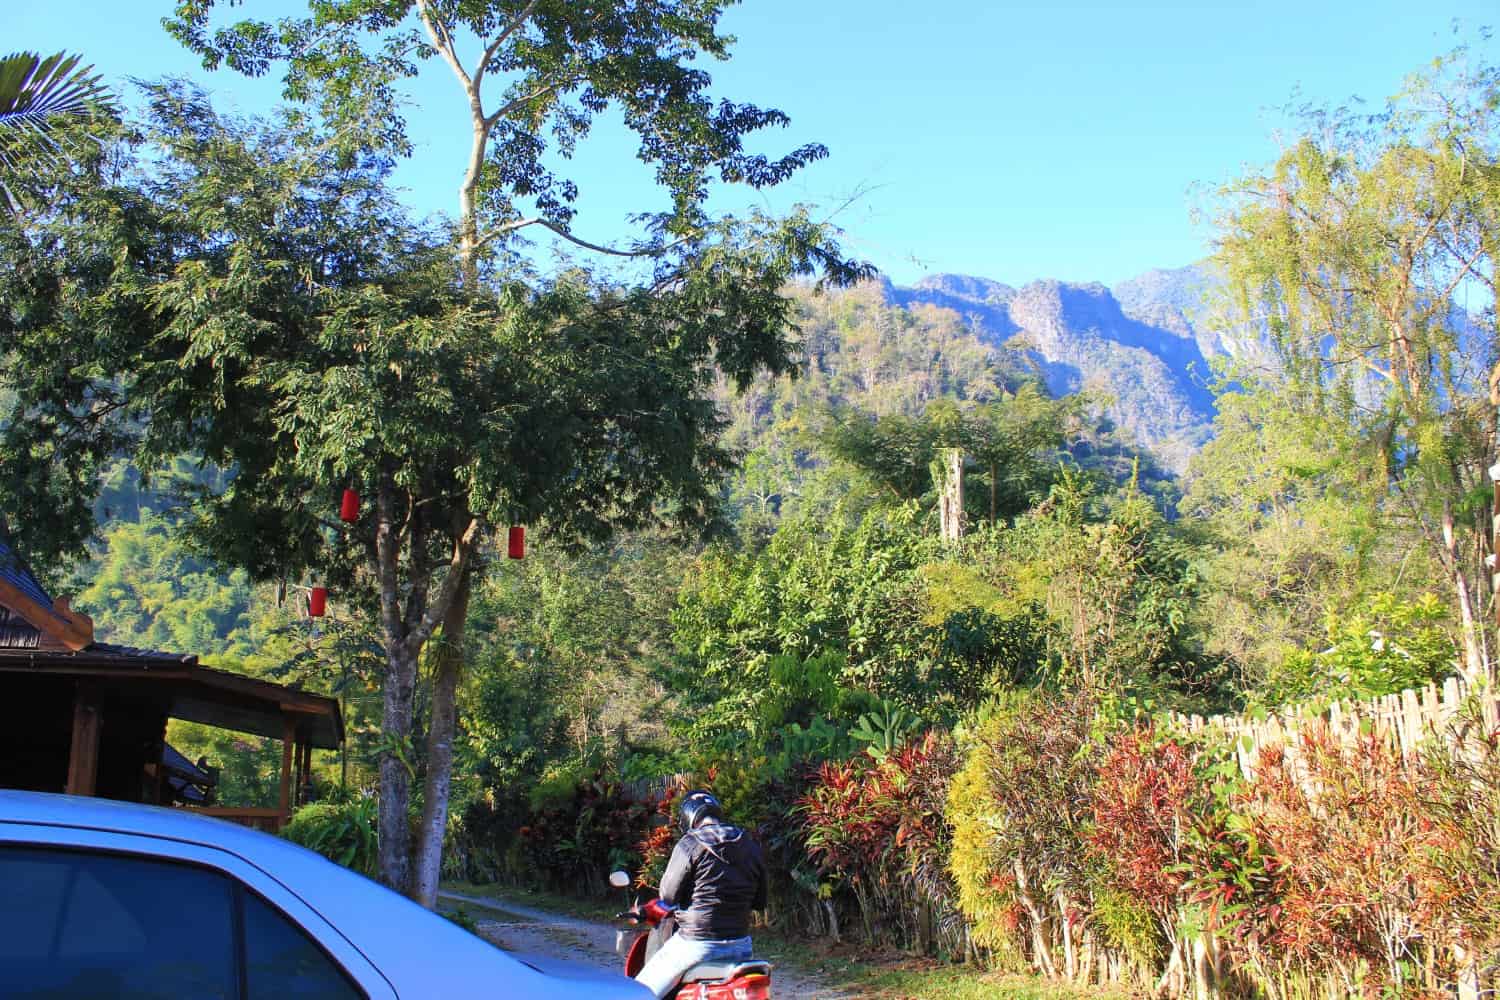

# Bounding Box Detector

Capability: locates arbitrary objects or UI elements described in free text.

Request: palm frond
[0,51,115,211]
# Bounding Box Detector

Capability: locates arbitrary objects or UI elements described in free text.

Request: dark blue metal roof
[0,536,53,611]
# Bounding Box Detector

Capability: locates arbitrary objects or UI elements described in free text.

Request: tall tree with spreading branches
[165,0,831,285]
[165,0,859,904]
[6,0,868,903]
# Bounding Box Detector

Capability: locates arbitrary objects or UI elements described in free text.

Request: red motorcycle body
[670,970,772,1000]
[624,931,651,978]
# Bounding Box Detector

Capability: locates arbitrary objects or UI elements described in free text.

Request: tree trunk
[1453,562,1486,682]
[1444,500,1488,683]
[377,645,418,894]
[1014,861,1057,978]
[411,567,472,907]
[938,447,965,544]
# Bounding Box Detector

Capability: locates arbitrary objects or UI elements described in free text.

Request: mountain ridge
[881,265,1224,471]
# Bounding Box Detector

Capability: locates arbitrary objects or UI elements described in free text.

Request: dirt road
[439,890,854,998]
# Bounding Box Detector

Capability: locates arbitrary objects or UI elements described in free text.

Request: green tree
[75,514,256,658]
[671,500,1058,736]
[163,0,869,904]
[819,389,1083,522]
[820,407,950,503]
[962,385,1083,524]
[165,0,829,286]
[1212,48,1500,681]
[992,469,1218,707]
[1259,592,1458,706]
[1181,370,1436,689]
[0,85,864,901]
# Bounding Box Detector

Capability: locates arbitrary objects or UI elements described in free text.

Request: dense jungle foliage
[6,24,1499,1000]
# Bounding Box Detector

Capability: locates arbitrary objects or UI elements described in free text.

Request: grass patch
[844,959,1137,999]
[440,904,485,933]
[747,936,1137,999]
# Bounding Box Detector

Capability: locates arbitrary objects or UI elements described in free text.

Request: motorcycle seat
[681,960,772,984]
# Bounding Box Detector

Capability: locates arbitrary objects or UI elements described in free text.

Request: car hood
[508,951,651,993]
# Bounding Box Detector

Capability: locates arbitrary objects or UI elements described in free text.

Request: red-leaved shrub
[1244,727,1460,997]
[799,730,960,951]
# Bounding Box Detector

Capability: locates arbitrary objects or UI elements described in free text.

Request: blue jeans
[634,932,753,999]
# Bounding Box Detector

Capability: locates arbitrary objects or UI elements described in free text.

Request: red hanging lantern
[508,525,526,560]
[339,488,360,523]
[308,587,328,618]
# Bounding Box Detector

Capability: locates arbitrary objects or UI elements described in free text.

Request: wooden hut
[0,537,341,832]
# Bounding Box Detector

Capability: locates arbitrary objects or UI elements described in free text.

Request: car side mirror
[608,870,631,890]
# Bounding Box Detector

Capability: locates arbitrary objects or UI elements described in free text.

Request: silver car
[0,790,650,998]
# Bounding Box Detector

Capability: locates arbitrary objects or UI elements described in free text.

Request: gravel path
[439,890,854,998]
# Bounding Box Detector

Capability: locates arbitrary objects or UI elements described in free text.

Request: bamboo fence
[1170,674,1500,780]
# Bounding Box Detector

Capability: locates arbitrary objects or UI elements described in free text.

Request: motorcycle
[608,870,772,1000]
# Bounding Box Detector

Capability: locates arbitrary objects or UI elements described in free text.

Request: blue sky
[10,1,1498,287]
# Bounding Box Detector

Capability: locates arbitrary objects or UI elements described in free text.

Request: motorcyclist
[634,789,768,999]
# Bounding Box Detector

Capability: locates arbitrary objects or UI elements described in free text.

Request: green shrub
[514,775,657,895]
[947,691,1101,976]
[528,759,594,813]
[1259,592,1457,707]
[282,797,378,877]
[443,906,480,934]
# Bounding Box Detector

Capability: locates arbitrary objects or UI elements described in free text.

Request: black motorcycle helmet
[678,789,724,832]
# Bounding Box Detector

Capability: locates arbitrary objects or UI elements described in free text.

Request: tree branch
[414,0,472,90]
[537,219,670,257]
[478,216,674,257]
[473,0,541,94]
[473,215,544,249]
[488,76,575,125]
[401,503,431,640]
[404,516,482,657]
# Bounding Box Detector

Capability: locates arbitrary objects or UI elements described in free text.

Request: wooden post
[291,739,302,806]
[152,722,168,805]
[278,716,295,828]
[1401,687,1423,759]
[1454,941,1480,1000]
[296,741,312,805]
[65,686,103,797]
[1489,462,1499,683]
[1443,676,1461,726]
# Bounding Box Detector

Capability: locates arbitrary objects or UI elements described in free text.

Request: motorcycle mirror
[608,870,631,889]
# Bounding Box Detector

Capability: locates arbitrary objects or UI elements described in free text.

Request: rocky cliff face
[888,265,1228,472]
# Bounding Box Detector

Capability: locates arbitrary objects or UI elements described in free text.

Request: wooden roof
[0,536,342,749]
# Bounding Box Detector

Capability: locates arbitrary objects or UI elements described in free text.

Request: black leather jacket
[658,820,768,941]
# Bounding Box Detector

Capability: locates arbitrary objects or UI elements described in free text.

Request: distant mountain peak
[909,273,1017,304]
[891,266,1225,472]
